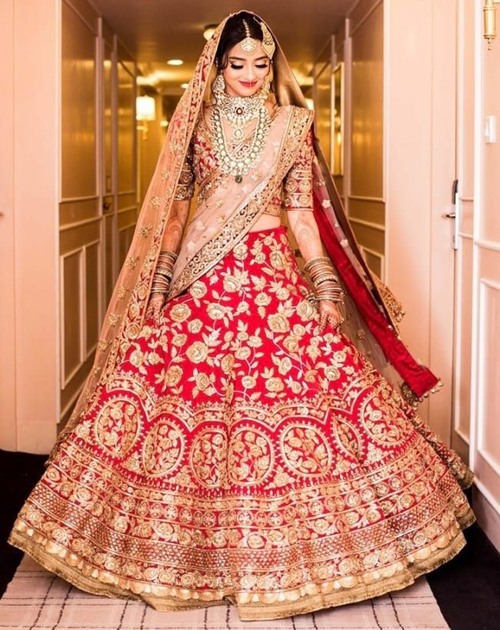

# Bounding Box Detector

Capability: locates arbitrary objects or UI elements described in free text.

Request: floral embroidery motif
[94,396,141,458]
[125,256,140,270]
[228,426,274,486]
[280,424,332,476]
[190,428,228,488]
[142,416,185,476]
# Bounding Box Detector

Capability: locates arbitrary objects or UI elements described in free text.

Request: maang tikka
[239,18,276,60]
[240,20,257,54]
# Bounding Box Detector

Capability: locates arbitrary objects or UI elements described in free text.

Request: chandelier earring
[259,75,271,101]
[212,73,226,98]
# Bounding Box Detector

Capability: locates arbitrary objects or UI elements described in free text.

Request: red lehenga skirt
[10,226,474,620]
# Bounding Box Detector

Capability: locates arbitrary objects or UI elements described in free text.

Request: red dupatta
[311,135,440,399]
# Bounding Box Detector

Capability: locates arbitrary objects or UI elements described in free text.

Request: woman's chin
[228,84,261,98]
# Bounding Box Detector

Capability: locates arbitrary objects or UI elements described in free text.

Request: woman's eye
[230,64,244,69]
[256,64,269,69]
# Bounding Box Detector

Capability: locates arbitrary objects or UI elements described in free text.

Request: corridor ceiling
[91,0,357,93]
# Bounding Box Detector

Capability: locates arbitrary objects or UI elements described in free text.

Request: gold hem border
[9,509,474,621]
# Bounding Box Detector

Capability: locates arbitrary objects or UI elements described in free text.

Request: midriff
[249,213,282,232]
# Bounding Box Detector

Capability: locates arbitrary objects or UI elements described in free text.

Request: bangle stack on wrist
[151,250,177,295]
[305,256,344,303]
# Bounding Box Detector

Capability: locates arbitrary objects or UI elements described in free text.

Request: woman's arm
[146,198,191,320]
[287,209,344,332]
[160,199,191,252]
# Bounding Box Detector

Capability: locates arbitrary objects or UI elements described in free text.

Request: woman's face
[221,41,271,97]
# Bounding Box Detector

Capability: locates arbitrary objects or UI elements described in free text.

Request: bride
[10,10,474,621]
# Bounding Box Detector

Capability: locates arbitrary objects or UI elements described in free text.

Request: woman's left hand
[318,300,344,333]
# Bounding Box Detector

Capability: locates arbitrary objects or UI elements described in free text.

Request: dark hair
[215,12,265,69]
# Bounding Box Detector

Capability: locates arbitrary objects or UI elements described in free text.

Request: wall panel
[61,1,97,199]
[61,250,83,384]
[117,60,136,194]
[85,241,101,354]
[59,0,99,431]
[478,279,500,471]
[350,2,383,200]
[348,1,385,276]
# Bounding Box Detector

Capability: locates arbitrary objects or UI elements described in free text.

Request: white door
[468,0,500,549]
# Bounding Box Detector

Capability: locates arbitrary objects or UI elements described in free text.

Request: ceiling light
[167,59,184,66]
[203,24,218,41]
[180,83,189,89]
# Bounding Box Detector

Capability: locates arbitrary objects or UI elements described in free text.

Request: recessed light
[167,59,184,66]
[180,83,189,89]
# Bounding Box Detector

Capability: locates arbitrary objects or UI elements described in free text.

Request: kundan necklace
[211,78,271,183]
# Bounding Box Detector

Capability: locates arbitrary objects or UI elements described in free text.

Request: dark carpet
[1,449,499,630]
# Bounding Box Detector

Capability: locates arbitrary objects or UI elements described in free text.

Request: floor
[1,449,499,630]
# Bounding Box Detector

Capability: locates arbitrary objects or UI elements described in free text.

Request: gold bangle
[304,256,332,273]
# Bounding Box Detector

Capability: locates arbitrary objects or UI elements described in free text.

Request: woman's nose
[245,66,256,80]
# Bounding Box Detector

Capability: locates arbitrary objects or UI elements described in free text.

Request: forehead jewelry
[240,19,258,54]
[257,19,276,59]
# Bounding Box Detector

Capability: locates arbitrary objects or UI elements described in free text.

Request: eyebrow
[228,55,269,61]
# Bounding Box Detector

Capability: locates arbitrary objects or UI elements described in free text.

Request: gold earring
[213,73,226,97]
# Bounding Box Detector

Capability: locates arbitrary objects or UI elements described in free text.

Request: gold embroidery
[10,229,474,621]
[117,286,129,300]
[173,144,195,200]
[107,313,121,326]
[149,196,161,209]
[125,256,140,270]
[373,275,406,324]
[283,128,314,210]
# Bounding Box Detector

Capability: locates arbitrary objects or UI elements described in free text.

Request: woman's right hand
[145,293,165,322]
[318,299,344,333]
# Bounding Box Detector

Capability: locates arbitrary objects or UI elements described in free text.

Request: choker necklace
[216,93,263,140]
[212,80,271,183]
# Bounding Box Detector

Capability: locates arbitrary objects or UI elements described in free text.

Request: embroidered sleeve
[283,128,314,210]
[173,142,195,201]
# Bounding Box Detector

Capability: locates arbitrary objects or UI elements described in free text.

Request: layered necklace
[211,78,271,183]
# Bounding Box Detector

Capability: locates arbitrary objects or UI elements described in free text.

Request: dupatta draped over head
[57,11,439,453]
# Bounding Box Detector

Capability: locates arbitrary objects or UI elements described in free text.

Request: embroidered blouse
[173,112,314,215]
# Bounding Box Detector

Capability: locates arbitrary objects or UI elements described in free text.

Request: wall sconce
[203,24,218,41]
[484,0,500,49]
[136,95,156,139]
[136,95,156,122]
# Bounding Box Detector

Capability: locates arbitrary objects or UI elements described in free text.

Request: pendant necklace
[211,81,271,183]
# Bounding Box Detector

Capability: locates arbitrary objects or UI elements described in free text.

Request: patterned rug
[0,556,450,630]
